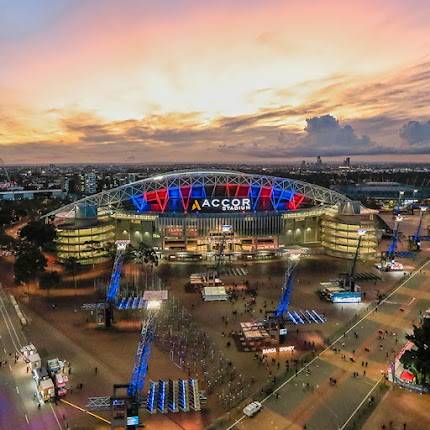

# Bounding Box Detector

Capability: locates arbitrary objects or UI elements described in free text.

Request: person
[94,367,98,375]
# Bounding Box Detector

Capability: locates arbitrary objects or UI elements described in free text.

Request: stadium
[45,170,379,264]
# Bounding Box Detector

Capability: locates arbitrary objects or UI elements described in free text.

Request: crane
[377,215,406,271]
[124,312,157,428]
[270,255,326,332]
[275,259,298,318]
[110,310,159,429]
[409,208,430,251]
[387,217,401,259]
[341,228,366,291]
[105,240,129,327]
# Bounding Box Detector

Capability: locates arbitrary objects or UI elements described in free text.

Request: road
[0,285,64,430]
[226,258,430,430]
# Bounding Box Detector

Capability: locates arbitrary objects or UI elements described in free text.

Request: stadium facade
[45,170,379,264]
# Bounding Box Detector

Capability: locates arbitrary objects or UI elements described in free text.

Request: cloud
[2,58,430,162]
[400,120,430,145]
[299,114,373,156]
[219,114,382,158]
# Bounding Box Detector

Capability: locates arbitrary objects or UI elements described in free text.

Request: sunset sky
[1,0,430,163]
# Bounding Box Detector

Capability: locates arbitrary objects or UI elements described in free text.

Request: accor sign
[191,198,251,212]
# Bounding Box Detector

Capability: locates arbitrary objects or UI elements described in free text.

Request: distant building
[61,176,70,193]
[316,156,322,167]
[0,189,65,201]
[332,182,430,202]
[128,173,137,183]
[344,157,351,167]
[84,172,97,195]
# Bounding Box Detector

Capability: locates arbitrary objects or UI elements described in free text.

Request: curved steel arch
[43,169,350,218]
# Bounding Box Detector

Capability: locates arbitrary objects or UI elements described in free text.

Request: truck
[47,357,68,397]
[33,367,55,402]
[53,373,68,397]
[21,344,41,370]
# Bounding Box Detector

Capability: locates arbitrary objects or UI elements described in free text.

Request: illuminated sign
[262,346,295,354]
[191,198,251,212]
[127,416,139,425]
[279,346,295,352]
[165,226,183,237]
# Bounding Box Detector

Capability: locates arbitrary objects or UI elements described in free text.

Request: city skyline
[1,0,430,163]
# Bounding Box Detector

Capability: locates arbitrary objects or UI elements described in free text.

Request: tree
[14,243,47,284]
[133,242,159,266]
[129,242,158,289]
[0,205,15,228]
[39,271,61,290]
[63,256,81,289]
[400,318,430,385]
[19,220,56,249]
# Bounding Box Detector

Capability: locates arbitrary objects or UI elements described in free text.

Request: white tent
[202,286,228,302]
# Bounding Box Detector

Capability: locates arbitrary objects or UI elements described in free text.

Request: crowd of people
[154,296,251,407]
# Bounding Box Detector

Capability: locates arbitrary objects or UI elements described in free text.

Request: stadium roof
[43,169,350,218]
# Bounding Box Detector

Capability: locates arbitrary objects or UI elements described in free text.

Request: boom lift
[340,228,366,291]
[105,240,129,327]
[110,313,157,429]
[266,256,326,338]
[409,208,430,251]
[377,215,406,272]
[274,259,298,319]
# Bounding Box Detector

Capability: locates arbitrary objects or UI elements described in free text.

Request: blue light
[131,195,149,212]
[275,270,295,318]
[107,251,125,303]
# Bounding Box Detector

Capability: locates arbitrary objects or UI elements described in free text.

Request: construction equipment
[377,215,410,271]
[105,240,129,327]
[274,259,298,319]
[318,229,365,303]
[268,257,326,342]
[340,228,366,291]
[128,313,156,406]
[111,313,157,429]
[409,208,430,251]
